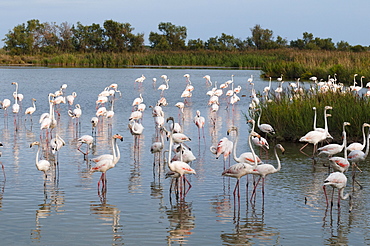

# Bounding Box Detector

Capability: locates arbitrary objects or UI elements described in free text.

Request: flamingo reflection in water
[165,201,195,245]
[90,190,123,244]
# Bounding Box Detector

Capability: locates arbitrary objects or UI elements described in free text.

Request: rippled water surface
[0,67,369,245]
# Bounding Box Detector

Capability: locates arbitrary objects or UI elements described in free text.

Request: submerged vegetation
[1,20,369,81]
[248,81,370,143]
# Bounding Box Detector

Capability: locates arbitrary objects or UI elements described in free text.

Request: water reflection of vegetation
[166,201,195,245]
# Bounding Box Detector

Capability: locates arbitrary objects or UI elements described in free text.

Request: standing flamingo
[90,134,123,190]
[30,141,51,180]
[347,126,370,191]
[203,75,212,86]
[166,117,196,199]
[227,126,262,165]
[222,131,260,206]
[299,106,332,157]
[318,122,351,157]
[347,123,370,152]
[328,122,351,173]
[323,172,351,211]
[77,135,94,160]
[194,110,205,142]
[250,143,285,204]
[210,137,233,169]
[256,108,275,137]
[24,98,36,123]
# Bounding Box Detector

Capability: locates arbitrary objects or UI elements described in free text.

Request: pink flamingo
[323,172,351,211]
[90,134,123,191]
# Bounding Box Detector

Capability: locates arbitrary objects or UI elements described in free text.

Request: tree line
[2,19,368,55]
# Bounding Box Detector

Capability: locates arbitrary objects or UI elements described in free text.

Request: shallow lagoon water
[0,67,369,245]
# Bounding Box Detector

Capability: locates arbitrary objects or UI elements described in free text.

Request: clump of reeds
[248,85,370,143]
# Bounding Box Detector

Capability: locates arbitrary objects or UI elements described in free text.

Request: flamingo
[203,75,212,85]
[318,122,351,157]
[256,108,275,137]
[347,123,370,152]
[172,144,196,164]
[134,74,146,87]
[250,143,285,203]
[194,110,205,142]
[299,106,332,157]
[132,94,143,108]
[312,106,333,139]
[166,118,196,199]
[328,123,351,173]
[66,92,77,106]
[51,134,65,165]
[1,98,11,116]
[225,74,234,85]
[347,126,370,191]
[227,125,262,165]
[30,141,51,180]
[24,98,36,122]
[11,83,20,126]
[151,128,165,164]
[90,134,123,190]
[77,135,94,160]
[222,131,260,204]
[158,75,169,95]
[263,77,272,99]
[128,119,144,148]
[68,104,82,133]
[91,117,99,136]
[210,137,233,169]
[251,135,269,155]
[323,172,351,211]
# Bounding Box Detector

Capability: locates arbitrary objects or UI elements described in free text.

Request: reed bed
[1,49,370,83]
[249,86,370,143]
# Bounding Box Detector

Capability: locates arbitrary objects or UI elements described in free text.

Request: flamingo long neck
[364,128,370,158]
[268,77,272,89]
[361,124,367,147]
[249,133,258,169]
[168,131,174,170]
[33,100,36,110]
[340,188,350,200]
[313,109,317,130]
[274,145,282,172]
[343,132,348,159]
[323,109,329,133]
[14,83,18,104]
[232,128,239,162]
[35,144,40,166]
[112,137,120,164]
[257,110,262,128]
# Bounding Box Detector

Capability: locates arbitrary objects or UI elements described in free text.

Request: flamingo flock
[0,71,367,213]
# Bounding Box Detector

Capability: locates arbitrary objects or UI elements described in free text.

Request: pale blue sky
[1,0,369,47]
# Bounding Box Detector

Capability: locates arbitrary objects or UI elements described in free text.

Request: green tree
[149,22,187,50]
[187,38,205,50]
[250,24,274,49]
[336,41,351,51]
[103,20,138,52]
[58,22,74,52]
[3,19,43,55]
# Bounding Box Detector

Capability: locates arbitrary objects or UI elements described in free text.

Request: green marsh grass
[249,86,370,143]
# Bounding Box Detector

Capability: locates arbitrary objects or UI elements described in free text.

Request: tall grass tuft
[249,86,370,143]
